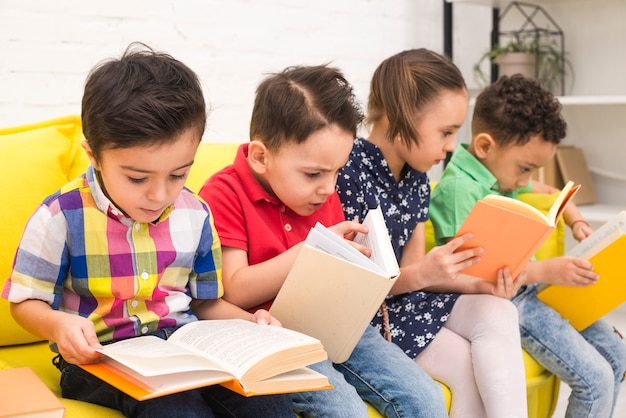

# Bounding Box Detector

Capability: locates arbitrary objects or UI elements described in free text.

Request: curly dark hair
[472,74,566,147]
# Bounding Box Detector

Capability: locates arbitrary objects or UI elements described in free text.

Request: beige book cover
[270,207,399,363]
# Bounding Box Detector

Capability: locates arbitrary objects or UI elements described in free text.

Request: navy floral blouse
[336,138,459,359]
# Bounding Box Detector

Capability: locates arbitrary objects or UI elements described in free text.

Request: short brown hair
[82,42,206,161]
[249,65,363,151]
[368,48,466,148]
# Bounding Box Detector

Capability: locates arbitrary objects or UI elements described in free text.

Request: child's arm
[529,180,593,241]
[220,244,304,310]
[190,298,281,326]
[10,300,103,365]
[220,220,369,310]
[525,257,599,287]
[415,233,525,299]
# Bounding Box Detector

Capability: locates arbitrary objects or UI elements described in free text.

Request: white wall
[0,0,453,143]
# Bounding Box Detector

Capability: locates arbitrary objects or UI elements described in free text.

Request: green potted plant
[473,30,574,95]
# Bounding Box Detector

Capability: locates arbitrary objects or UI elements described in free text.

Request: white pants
[415,294,528,418]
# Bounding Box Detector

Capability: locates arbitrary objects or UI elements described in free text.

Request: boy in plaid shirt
[3,43,293,418]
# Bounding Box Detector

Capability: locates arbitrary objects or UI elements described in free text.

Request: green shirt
[430,144,531,245]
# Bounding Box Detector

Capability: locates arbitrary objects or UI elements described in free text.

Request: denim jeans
[293,325,447,418]
[56,329,295,418]
[513,284,626,418]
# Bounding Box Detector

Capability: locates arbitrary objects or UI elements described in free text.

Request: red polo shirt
[199,143,345,310]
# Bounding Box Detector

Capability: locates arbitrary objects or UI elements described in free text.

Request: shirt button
[141,270,149,280]
[131,300,139,308]
[281,206,286,213]
[111,209,118,216]
[135,224,141,231]
[284,223,292,232]
[141,326,149,334]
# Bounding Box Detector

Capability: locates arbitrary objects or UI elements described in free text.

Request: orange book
[80,319,330,400]
[0,367,65,418]
[537,211,626,330]
[454,181,579,282]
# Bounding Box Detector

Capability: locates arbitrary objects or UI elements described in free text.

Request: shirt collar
[449,144,500,193]
[233,143,280,206]
[355,137,425,188]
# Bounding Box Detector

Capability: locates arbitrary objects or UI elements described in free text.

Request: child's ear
[81,140,100,170]
[473,133,496,159]
[247,139,269,174]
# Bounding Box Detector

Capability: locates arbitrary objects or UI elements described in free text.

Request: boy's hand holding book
[327,220,371,258]
[453,181,580,283]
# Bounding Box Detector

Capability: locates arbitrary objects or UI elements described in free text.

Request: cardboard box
[532,145,597,205]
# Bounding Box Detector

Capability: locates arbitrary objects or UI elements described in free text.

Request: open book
[454,181,580,282]
[537,210,626,330]
[79,319,331,400]
[270,207,399,363]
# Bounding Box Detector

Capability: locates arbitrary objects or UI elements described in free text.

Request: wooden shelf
[556,96,626,106]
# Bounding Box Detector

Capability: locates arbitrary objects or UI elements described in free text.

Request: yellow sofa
[1,115,561,417]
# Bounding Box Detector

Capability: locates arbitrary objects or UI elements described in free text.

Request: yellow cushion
[185,142,239,193]
[0,115,90,346]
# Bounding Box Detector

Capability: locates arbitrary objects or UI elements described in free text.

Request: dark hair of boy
[249,64,364,151]
[367,48,466,148]
[472,74,567,147]
[81,42,207,161]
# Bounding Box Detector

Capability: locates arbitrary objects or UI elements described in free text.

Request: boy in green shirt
[430,74,626,418]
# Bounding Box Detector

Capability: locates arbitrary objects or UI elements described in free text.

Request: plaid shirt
[3,166,222,343]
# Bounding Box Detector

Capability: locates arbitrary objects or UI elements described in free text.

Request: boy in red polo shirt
[199,65,447,418]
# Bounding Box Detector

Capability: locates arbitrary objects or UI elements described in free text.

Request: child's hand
[421,233,483,286]
[571,220,593,242]
[529,256,598,287]
[491,267,526,299]
[250,309,282,326]
[328,220,371,257]
[52,313,103,365]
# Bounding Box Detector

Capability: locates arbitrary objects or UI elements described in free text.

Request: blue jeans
[293,325,447,418]
[513,284,626,418]
[57,329,294,418]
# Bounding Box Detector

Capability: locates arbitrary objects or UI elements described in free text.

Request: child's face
[84,128,200,223]
[256,124,353,216]
[483,135,557,193]
[396,89,468,172]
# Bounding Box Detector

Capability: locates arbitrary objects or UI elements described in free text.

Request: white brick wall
[0,0,460,143]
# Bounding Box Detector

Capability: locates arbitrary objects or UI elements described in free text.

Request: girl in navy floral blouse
[337,49,528,418]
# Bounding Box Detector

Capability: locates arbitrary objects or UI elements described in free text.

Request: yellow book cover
[537,211,626,331]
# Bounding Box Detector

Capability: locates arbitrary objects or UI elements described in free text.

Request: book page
[98,335,226,377]
[567,210,626,258]
[481,194,548,224]
[305,223,383,274]
[167,319,323,380]
[353,207,399,277]
[545,180,579,224]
